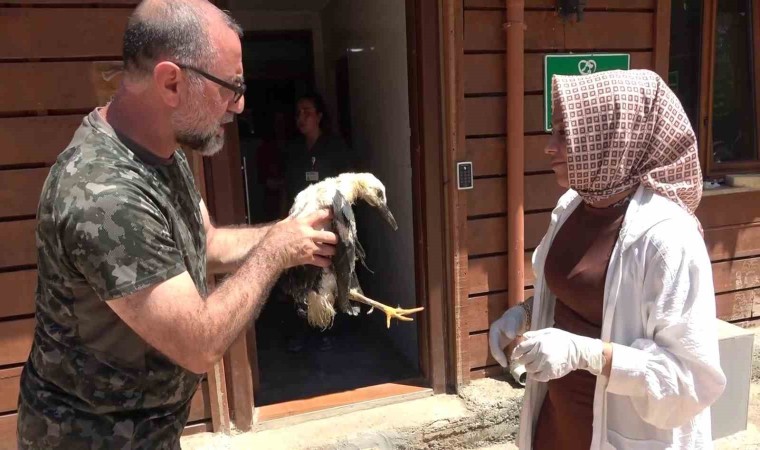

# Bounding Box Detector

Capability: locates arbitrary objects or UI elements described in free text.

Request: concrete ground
[182,377,524,450]
[183,326,760,449]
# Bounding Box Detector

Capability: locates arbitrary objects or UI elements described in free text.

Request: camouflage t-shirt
[17,109,207,449]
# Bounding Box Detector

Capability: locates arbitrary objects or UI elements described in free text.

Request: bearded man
[16,1,337,448]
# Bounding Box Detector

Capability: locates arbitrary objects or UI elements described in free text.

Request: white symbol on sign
[578,59,597,74]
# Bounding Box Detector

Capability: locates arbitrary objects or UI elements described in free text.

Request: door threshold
[254,379,431,430]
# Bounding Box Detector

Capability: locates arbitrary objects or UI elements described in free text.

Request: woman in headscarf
[489,69,726,449]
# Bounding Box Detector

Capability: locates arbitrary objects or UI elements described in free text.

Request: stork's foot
[348,289,424,328]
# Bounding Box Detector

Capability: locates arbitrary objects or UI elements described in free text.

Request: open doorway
[231,0,423,409]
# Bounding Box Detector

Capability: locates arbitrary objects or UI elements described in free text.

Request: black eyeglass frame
[176,63,246,103]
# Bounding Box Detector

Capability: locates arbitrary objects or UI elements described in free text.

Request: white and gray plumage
[283,172,423,329]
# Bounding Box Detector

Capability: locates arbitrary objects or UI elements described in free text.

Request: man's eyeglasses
[176,63,246,103]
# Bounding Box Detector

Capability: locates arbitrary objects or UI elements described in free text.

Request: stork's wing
[281,265,323,309]
[332,190,361,315]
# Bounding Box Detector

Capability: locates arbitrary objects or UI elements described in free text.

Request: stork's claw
[348,289,424,328]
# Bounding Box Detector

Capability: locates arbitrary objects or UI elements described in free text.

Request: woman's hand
[488,304,528,367]
[512,328,607,382]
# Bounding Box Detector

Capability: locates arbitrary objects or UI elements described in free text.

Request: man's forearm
[206,222,276,274]
[202,241,283,363]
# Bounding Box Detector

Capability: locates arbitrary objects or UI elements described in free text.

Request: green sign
[544,54,631,131]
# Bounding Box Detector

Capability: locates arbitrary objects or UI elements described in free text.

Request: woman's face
[296,99,322,136]
[545,101,569,189]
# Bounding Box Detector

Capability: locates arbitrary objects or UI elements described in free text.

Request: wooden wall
[0,2,212,446]
[460,0,760,381]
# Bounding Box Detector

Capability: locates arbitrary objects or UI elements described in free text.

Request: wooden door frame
[204,0,451,431]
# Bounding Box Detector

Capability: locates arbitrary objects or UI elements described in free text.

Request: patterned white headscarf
[551,69,703,215]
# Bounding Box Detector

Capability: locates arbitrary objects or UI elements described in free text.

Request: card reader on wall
[457,162,473,190]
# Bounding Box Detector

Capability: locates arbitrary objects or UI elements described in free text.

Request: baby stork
[283,173,424,329]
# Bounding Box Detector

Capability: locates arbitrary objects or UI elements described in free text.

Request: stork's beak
[379,203,398,230]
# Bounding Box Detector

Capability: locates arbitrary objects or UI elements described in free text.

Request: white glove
[488,305,528,367]
[512,328,605,382]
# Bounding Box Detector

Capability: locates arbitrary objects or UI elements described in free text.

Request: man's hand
[512,328,606,382]
[263,209,338,269]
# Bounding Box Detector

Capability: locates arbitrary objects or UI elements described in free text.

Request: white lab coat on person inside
[517,185,727,449]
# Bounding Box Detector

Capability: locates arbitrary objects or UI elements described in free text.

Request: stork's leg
[348,289,424,328]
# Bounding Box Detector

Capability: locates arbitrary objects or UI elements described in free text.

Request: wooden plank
[464,53,546,94]
[465,96,504,137]
[0,380,211,435]
[0,8,131,59]
[0,62,123,113]
[467,135,553,176]
[698,190,760,229]
[181,421,213,437]
[0,168,49,219]
[653,0,672,79]
[467,212,549,256]
[716,288,756,322]
[257,381,429,422]
[468,332,495,368]
[464,94,543,135]
[465,11,653,52]
[414,0,450,393]
[524,134,550,172]
[226,334,253,431]
[462,289,535,334]
[0,116,80,167]
[0,413,17,450]
[467,174,564,217]
[705,223,760,262]
[467,217,506,256]
[0,319,34,367]
[187,380,212,423]
[0,367,22,414]
[469,364,503,380]
[464,10,563,51]
[712,257,760,293]
[0,220,36,269]
[0,271,36,319]
[465,0,655,8]
[468,138,506,177]
[564,12,654,49]
[206,361,230,433]
[468,252,535,295]
[464,52,653,94]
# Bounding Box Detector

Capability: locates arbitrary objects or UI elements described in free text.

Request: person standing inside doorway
[283,93,357,209]
[283,92,357,351]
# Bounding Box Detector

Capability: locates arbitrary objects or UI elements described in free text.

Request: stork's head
[339,173,398,230]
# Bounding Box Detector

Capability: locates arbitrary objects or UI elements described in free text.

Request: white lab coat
[517,185,727,449]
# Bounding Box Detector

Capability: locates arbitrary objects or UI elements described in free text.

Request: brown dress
[532,200,627,450]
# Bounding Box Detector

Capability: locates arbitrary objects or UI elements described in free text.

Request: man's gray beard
[176,130,225,157]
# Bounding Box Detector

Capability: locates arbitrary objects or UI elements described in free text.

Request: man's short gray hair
[122,0,243,74]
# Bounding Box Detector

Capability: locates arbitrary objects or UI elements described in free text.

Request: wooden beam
[505,0,525,309]
[0,271,36,320]
[653,0,672,79]
[226,333,253,431]
[206,361,231,433]
[0,168,49,219]
[0,319,34,366]
[256,381,429,422]
[441,0,469,385]
[0,8,131,60]
[408,0,449,393]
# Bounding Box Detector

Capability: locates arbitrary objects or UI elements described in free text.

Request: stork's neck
[337,179,362,204]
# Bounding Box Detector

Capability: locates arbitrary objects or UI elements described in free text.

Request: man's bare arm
[106,210,335,374]
[201,200,276,274]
